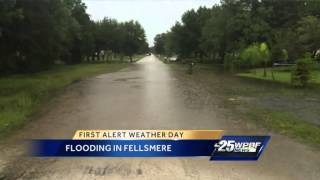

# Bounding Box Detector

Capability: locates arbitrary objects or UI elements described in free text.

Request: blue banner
[31,140,219,157]
[30,136,270,160]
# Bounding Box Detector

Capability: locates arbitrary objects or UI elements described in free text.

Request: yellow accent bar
[73,130,224,140]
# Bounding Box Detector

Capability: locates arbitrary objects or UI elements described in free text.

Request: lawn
[237,67,320,85]
[233,67,320,146]
[245,107,320,147]
[0,63,129,136]
[174,63,320,147]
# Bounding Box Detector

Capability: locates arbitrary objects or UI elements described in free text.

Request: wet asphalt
[0,55,319,180]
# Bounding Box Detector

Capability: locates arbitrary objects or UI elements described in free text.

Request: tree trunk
[272,70,275,80]
[120,54,124,62]
[263,63,267,77]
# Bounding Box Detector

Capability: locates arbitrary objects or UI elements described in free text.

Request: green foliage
[238,66,320,85]
[154,0,319,67]
[224,53,238,71]
[153,33,167,55]
[121,21,148,60]
[240,43,268,68]
[297,16,320,55]
[154,7,211,59]
[240,44,261,68]
[291,54,314,87]
[282,49,289,63]
[0,63,128,136]
[0,0,148,74]
[259,42,271,77]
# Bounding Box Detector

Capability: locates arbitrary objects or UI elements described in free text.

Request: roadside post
[188,62,194,74]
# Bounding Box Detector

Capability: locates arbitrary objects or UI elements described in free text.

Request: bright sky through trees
[83,0,219,46]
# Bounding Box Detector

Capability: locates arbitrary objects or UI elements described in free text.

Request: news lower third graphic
[30,130,270,161]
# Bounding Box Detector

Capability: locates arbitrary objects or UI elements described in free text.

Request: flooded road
[0,55,319,179]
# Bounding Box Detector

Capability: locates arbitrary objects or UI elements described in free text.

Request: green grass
[169,63,320,147]
[132,54,147,62]
[89,54,146,63]
[0,63,128,136]
[246,107,320,147]
[237,67,320,84]
[154,54,166,63]
[236,68,320,146]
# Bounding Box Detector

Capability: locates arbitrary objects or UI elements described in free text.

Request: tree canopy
[154,0,320,67]
[0,0,148,74]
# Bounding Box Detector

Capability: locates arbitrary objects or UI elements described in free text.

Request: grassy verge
[154,54,166,63]
[0,63,128,136]
[132,54,147,62]
[91,54,146,63]
[237,67,320,84]
[245,107,320,147]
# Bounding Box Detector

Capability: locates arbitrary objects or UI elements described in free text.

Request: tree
[239,42,270,76]
[240,43,261,69]
[0,0,24,73]
[154,33,166,54]
[297,16,320,57]
[122,21,147,62]
[281,49,289,63]
[64,0,93,64]
[95,18,120,61]
[181,7,211,59]
[155,0,319,68]
[292,54,314,87]
[0,0,149,74]
[0,0,75,72]
[259,42,271,77]
[201,6,226,62]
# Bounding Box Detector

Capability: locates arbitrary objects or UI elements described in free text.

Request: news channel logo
[210,136,270,160]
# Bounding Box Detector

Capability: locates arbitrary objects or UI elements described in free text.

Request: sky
[83,0,220,46]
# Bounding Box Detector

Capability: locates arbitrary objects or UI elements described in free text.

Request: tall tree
[122,21,147,62]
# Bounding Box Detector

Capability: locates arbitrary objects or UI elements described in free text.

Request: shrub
[240,43,261,69]
[224,53,239,72]
[291,54,313,87]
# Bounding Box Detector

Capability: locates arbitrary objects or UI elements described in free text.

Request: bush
[239,42,270,75]
[291,55,313,87]
[224,53,239,72]
[239,43,261,69]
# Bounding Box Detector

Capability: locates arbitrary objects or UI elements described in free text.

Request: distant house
[169,56,178,62]
[316,49,320,62]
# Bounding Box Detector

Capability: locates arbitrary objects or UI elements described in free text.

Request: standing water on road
[0,56,319,180]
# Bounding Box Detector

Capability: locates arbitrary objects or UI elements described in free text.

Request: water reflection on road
[0,55,319,180]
